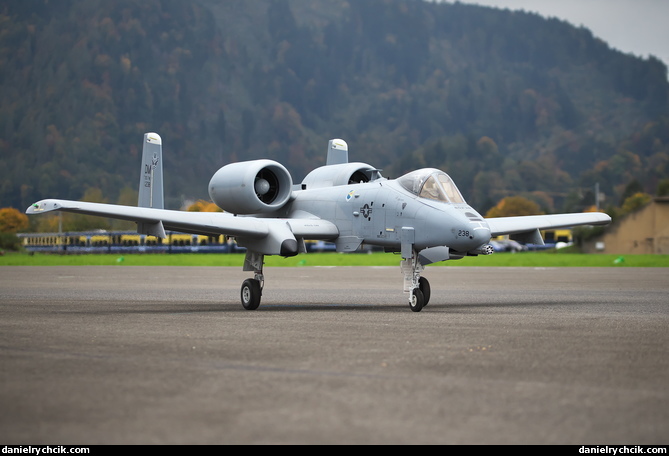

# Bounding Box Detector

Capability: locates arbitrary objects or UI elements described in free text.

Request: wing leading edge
[27,198,338,242]
[485,212,611,241]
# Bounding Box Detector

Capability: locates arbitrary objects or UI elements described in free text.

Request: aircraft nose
[422,206,492,252]
[471,224,491,246]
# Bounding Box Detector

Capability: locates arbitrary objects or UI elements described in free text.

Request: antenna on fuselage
[326,139,348,165]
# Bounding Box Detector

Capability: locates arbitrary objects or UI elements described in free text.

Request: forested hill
[1,0,668,214]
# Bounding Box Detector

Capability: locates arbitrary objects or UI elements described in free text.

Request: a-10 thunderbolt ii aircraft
[27,133,611,312]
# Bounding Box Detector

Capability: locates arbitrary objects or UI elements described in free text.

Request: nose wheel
[409,287,424,312]
[401,249,431,312]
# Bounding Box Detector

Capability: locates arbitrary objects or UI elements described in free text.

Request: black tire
[409,288,424,312]
[241,278,262,310]
[419,277,431,306]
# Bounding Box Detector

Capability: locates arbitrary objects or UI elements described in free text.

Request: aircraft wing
[485,212,611,239]
[26,199,339,240]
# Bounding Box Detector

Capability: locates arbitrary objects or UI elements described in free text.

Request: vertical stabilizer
[138,132,164,209]
[326,139,348,165]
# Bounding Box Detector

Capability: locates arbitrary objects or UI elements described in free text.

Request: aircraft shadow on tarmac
[68,297,600,315]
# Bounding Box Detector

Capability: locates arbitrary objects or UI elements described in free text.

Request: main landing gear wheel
[410,288,425,312]
[241,278,262,310]
[241,251,265,310]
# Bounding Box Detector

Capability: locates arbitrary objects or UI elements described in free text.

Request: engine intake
[209,160,293,214]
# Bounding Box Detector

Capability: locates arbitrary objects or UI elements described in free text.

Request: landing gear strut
[401,248,431,312]
[240,246,434,311]
[241,251,264,310]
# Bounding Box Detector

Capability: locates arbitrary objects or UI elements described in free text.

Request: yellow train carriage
[167,233,231,252]
[20,233,67,251]
[20,231,240,254]
[542,229,573,244]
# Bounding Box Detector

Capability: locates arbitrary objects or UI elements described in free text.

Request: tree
[64,188,111,231]
[621,192,651,214]
[0,207,29,251]
[619,180,644,205]
[0,207,29,233]
[657,179,669,197]
[187,200,222,212]
[485,196,543,218]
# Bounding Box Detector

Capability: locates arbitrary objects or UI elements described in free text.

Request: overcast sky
[445,0,669,67]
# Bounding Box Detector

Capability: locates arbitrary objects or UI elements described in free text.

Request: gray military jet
[27,133,611,311]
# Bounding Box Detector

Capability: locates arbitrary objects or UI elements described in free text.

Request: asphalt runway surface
[0,265,667,445]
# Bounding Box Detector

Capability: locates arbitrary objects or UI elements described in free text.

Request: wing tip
[26,199,66,215]
[26,200,50,214]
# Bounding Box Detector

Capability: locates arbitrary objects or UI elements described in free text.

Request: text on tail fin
[138,132,164,209]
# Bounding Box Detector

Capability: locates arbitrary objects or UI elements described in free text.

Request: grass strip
[1,251,667,267]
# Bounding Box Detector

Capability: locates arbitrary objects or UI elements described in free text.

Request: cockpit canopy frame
[398,168,466,204]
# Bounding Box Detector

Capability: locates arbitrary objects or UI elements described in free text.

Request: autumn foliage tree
[485,196,543,218]
[621,192,652,214]
[0,207,29,233]
[186,200,222,212]
[0,207,29,251]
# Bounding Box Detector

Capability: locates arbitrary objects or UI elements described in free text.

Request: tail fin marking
[137,132,166,239]
[138,132,164,209]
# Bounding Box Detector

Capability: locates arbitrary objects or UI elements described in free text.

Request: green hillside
[1,0,668,215]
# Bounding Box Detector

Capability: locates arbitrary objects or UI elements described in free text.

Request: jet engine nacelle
[209,160,293,214]
[301,162,383,189]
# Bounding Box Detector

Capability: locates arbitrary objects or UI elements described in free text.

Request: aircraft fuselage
[287,180,491,255]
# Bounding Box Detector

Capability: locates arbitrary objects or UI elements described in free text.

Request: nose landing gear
[401,249,431,312]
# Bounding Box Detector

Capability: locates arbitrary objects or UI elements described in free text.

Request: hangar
[583,196,669,254]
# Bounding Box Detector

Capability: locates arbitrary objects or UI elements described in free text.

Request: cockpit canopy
[398,168,466,204]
